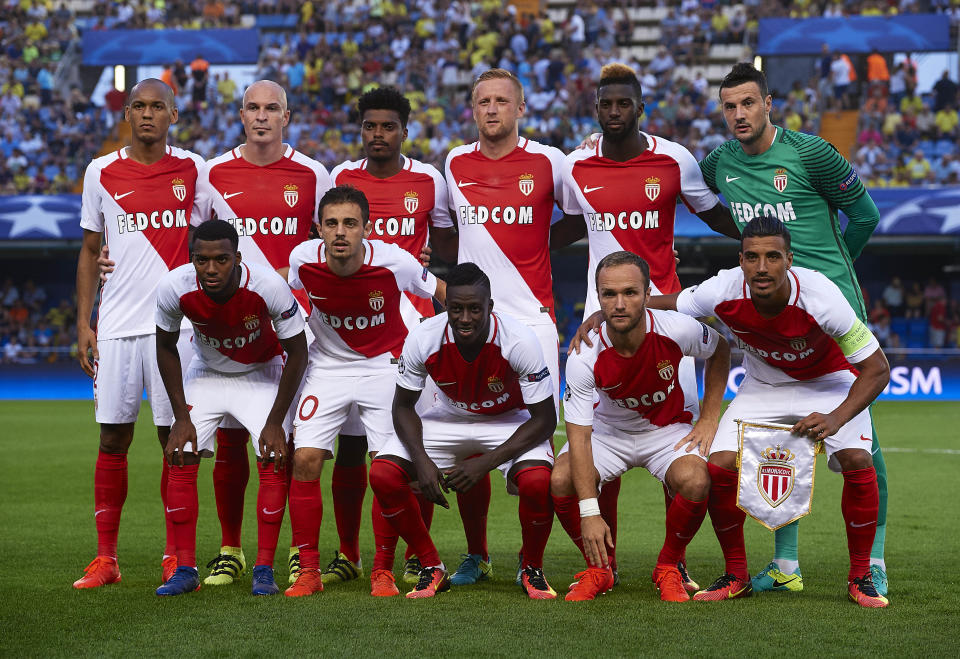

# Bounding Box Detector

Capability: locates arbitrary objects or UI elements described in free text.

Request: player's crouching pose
[652,216,890,608]
[284,185,446,598]
[370,263,558,599]
[553,251,730,602]
[153,219,307,596]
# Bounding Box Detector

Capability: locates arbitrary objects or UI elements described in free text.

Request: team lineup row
[71,62,889,606]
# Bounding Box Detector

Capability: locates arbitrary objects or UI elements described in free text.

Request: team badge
[243,314,260,331]
[757,445,795,508]
[789,337,807,352]
[171,177,186,202]
[368,290,385,311]
[645,176,661,202]
[487,375,504,393]
[773,168,788,193]
[284,184,299,208]
[657,359,674,381]
[404,191,419,214]
[518,173,534,196]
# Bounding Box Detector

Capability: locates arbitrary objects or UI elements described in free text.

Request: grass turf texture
[1,400,957,657]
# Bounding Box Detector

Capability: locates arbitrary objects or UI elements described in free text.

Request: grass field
[1,400,958,657]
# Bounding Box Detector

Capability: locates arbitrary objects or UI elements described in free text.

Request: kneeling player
[652,216,890,608]
[553,251,729,601]
[370,263,558,599]
[154,220,307,596]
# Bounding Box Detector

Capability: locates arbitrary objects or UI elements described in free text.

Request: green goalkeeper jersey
[699,126,875,321]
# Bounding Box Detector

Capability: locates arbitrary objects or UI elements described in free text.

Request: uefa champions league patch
[700,322,710,344]
[280,302,299,319]
[527,367,549,382]
[839,169,859,191]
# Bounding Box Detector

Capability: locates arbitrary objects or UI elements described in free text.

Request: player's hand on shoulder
[259,422,288,473]
[97,245,115,284]
[76,325,98,377]
[413,456,450,509]
[577,132,601,150]
[581,514,613,568]
[567,311,603,355]
[419,243,432,267]
[792,411,842,441]
[443,455,491,493]
[674,418,719,456]
[166,417,198,466]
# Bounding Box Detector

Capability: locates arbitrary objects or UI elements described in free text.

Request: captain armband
[835,319,874,357]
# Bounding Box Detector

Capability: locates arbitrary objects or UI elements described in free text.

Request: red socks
[212,428,250,548]
[663,483,687,565]
[94,451,127,558]
[289,478,323,570]
[160,459,174,556]
[255,461,289,567]
[331,463,367,563]
[404,494,434,560]
[598,476,620,567]
[657,493,707,566]
[166,463,200,568]
[515,466,553,568]
[552,494,585,555]
[456,471,490,560]
[841,467,879,581]
[369,459,441,568]
[371,496,399,571]
[706,462,748,580]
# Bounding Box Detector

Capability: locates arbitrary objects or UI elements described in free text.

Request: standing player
[443,68,574,586]
[322,86,455,587]
[698,63,889,596]
[650,217,890,608]
[370,263,557,599]
[73,79,203,589]
[553,251,729,602]
[283,185,446,597]
[559,63,739,589]
[193,79,332,587]
[153,220,307,596]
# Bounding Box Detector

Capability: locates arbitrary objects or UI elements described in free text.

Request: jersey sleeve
[396,329,429,392]
[264,271,306,340]
[657,311,721,360]
[803,271,880,363]
[698,144,722,193]
[154,273,184,332]
[313,165,333,224]
[562,348,597,427]
[192,162,215,225]
[390,243,437,299]
[559,157,583,216]
[428,167,453,229]
[505,324,553,405]
[79,161,104,232]
[287,241,310,291]
[795,134,867,209]
[675,271,729,318]
[674,143,720,212]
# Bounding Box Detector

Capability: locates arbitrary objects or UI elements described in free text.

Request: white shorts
[377,405,555,488]
[340,376,439,438]
[294,370,396,453]
[530,322,561,409]
[183,361,287,458]
[558,420,703,484]
[93,329,192,425]
[714,374,873,472]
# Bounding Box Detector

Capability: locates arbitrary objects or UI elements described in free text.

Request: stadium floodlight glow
[753,56,763,71]
[114,65,125,92]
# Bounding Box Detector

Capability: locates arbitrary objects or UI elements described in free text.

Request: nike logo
[261,507,284,515]
[113,191,134,200]
[772,576,799,588]
[725,176,741,183]
[94,509,108,517]
[436,381,457,387]
[675,532,694,539]
[850,521,876,528]
[599,383,622,391]
[717,524,738,533]
[860,435,871,442]
[307,293,327,301]
[457,180,478,187]
[192,321,208,326]
[730,328,750,334]
[165,506,186,513]
[582,185,604,194]
[223,191,243,199]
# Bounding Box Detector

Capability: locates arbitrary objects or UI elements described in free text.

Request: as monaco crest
[757,445,795,507]
[283,184,299,208]
[645,177,661,202]
[404,191,419,214]
[368,290,385,311]
[789,337,807,352]
[487,375,504,393]
[773,168,788,192]
[171,177,186,202]
[657,359,674,381]
[243,314,260,331]
[518,173,534,196]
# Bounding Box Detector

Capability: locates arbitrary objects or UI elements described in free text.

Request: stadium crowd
[0,276,76,363]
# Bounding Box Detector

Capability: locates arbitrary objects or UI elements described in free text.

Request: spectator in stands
[933,70,958,112]
[906,148,932,182]
[190,52,210,107]
[934,103,959,138]
[868,299,892,347]
[924,277,947,313]
[928,295,948,348]
[866,49,889,92]
[830,52,853,109]
[889,62,908,108]
[905,281,925,318]
[882,276,906,317]
[1,278,18,306]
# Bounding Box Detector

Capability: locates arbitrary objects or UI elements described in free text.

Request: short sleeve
[389,243,437,299]
[79,162,104,232]
[313,165,333,224]
[192,162,215,225]
[264,271,305,340]
[655,311,720,360]
[562,348,597,427]
[673,143,720,212]
[559,157,583,216]
[428,168,453,229]
[676,273,726,319]
[286,240,313,292]
[155,273,184,332]
[505,324,553,405]
[396,330,429,392]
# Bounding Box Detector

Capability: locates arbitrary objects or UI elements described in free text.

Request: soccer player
[558,62,739,589]
[443,67,573,586]
[193,79,332,587]
[698,63,889,596]
[369,262,558,599]
[73,78,204,589]
[651,216,890,608]
[283,185,446,597]
[324,86,455,587]
[153,219,307,596]
[553,251,730,602]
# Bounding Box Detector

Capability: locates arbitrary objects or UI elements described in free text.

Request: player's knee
[369,457,407,496]
[550,455,573,497]
[708,450,737,472]
[99,423,134,453]
[682,467,711,501]
[335,435,368,466]
[292,448,326,481]
[835,448,873,472]
[515,465,551,499]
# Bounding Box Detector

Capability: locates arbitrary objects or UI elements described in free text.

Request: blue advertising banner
[81,29,260,66]
[757,15,950,55]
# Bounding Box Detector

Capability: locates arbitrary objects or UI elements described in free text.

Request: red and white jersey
[331,155,450,322]
[80,145,204,339]
[288,238,438,375]
[446,137,571,325]
[676,266,880,384]
[155,262,305,374]
[397,312,552,418]
[561,134,718,316]
[564,310,720,432]
[195,144,332,274]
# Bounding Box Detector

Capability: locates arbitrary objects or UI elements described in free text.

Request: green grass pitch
[1,400,957,657]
